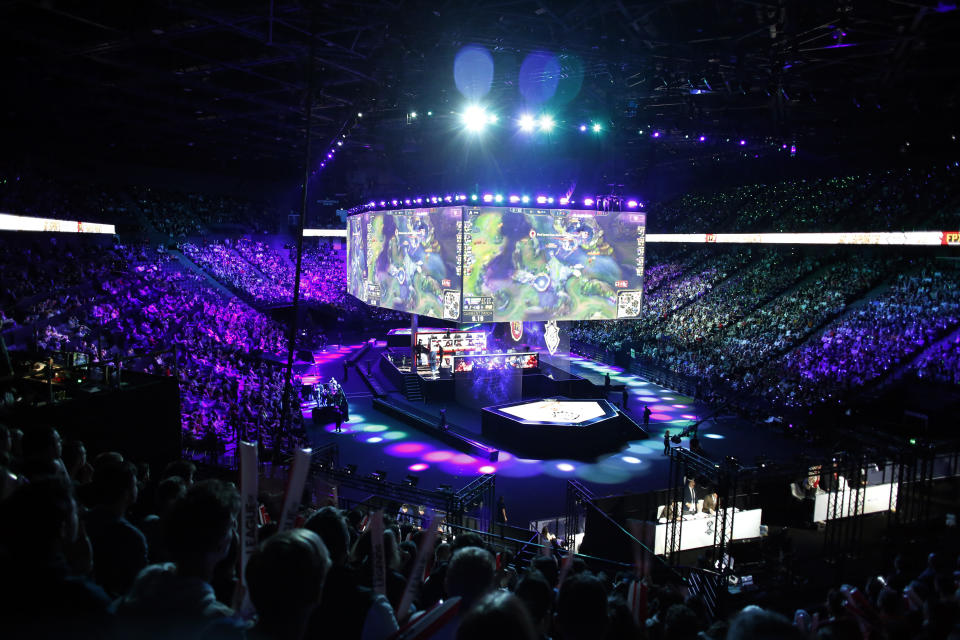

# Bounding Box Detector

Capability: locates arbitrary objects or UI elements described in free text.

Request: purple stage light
[404,199,411,205]
[536,196,547,204]
[547,197,554,203]
[579,124,587,132]
[652,131,660,138]
[408,463,429,472]
[478,465,496,474]
[627,200,638,208]
[327,153,333,158]
[739,139,746,145]
[337,141,343,146]
[699,135,706,142]
[392,199,399,206]
[494,194,503,203]
[583,198,595,207]
[416,198,423,204]
[483,194,493,203]
[509,195,520,203]
[559,197,569,205]
[445,195,452,202]
[379,201,386,207]
[521,195,530,204]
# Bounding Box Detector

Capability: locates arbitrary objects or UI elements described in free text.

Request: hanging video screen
[346,213,367,301]
[461,208,645,322]
[351,207,462,319]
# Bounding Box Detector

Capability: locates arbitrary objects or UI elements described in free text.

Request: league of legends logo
[510,321,523,342]
[544,320,560,355]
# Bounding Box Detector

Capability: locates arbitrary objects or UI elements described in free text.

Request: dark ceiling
[2,0,959,185]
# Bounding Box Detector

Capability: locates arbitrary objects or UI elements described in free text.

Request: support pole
[280,17,316,460]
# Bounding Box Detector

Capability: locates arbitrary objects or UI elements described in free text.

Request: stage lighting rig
[462,105,495,132]
[538,115,555,132]
[518,113,536,132]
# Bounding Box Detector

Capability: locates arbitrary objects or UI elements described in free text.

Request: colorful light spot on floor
[622,456,641,464]
[639,396,659,402]
[650,412,672,420]
[704,433,725,440]
[423,450,455,462]
[366,436,383,443]
[451,453,477,465]
[382,430,407,440]
[672,404,687,409]
[681,414,698,420]
[408,463,429,472]
[556,463,575,472]
[478,465,496,474]
[387,442,426,456]
[361,424,388,432]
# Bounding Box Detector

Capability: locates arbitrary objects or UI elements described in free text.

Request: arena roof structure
[3,1,959,178]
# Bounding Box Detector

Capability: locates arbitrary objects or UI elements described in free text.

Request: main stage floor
[302,344,827,526]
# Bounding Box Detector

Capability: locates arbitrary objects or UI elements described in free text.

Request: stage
[300,342,828,530]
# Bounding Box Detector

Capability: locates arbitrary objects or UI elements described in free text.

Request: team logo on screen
[617,290,642,318]
[443,290,460,320]
[942,231,960,245]
[510,321,524,342]
[544,320,560,355]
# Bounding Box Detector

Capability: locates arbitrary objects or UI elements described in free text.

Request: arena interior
[1,2,960,639]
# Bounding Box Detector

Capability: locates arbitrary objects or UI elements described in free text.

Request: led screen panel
[346,213,367,301]
[462,207,645,322]
[353,207,462,319]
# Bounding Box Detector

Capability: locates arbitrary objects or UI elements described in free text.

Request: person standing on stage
[334,408,343,433]
[683,478,698,514]
[496,496,507,525]
[604,372,611,393]
[622,388,629,410]
[663,430,671,455]
[644,405,652,427]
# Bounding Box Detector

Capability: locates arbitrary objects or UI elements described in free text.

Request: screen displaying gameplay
[461,207,645,322]
[351,207,462,319]
[346,213,367,301]
[347,206,645,322]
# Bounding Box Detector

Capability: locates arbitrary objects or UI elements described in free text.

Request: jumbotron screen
[347,208,462,319]
[462,207,645,322]
[346,206,646,322]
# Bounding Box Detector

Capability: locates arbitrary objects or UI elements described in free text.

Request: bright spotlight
[518,114,536,132]
[410,111,417,118]
[579,124,587,132]
[592,122,602,133]
[462,105,489,132]
[538,114,555,132]
[487,113,498,124]
[357,112,363,118]
[583,198,595,207]
[494,194,503,203]
[521,195,530,204]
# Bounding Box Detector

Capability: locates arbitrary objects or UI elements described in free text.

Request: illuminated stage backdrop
[347,206,646,322]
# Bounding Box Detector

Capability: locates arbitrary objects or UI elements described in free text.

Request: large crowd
[648,162,960,234]
[1,235,299,458]
[1,423,958,639]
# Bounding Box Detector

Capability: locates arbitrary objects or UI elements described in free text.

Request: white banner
[396,512,439,620]
[646,231,953,246]
[370,509,387,596]
[278,448,313,532]
[0,213,116,234]
[234,440,259,615]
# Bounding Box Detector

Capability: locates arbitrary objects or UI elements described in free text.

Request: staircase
[401,372,424,402]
